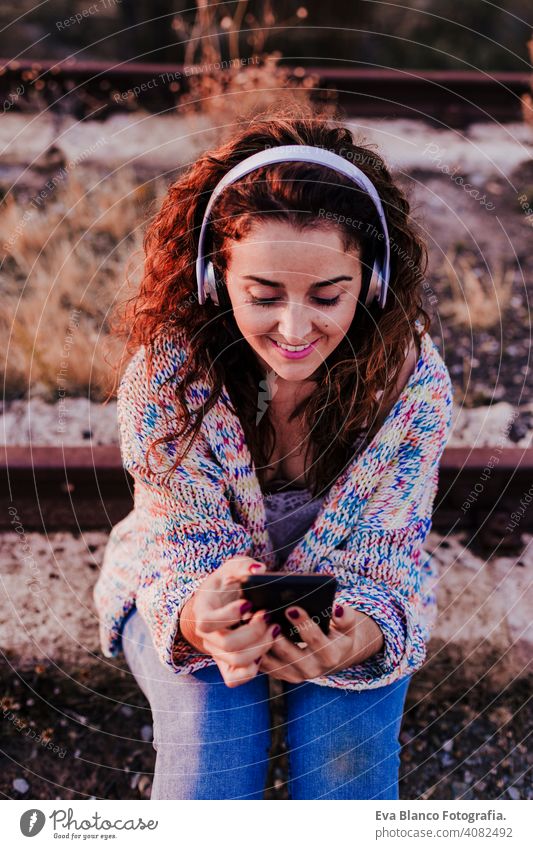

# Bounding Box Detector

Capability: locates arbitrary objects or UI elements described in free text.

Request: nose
[276,300,314,345]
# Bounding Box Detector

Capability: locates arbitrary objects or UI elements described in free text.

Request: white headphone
[195,144,391,310]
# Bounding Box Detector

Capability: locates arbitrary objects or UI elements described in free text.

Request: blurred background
[1,0,532,68]
[0,1,532,802]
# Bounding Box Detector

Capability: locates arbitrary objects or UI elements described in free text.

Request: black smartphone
[240,572,338,644]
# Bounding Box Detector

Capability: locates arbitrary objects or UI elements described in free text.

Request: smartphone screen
[240,572,337,644]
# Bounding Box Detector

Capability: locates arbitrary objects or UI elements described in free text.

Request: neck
[267,373,317,411]
[253,347,319,413]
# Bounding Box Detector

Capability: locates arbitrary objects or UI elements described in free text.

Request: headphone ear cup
[204,261,219,305]
[357,245,373,309]
[364,260,380,306]
[213,267,234,313]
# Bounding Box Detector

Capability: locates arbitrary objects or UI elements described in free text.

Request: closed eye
[249,296,340,307]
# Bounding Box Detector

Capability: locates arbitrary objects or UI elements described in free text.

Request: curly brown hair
[116,101,432,498]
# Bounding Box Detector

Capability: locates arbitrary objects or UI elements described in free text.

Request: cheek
[231,302,357,339]
[320,304,356,336]
[232,307,270,333]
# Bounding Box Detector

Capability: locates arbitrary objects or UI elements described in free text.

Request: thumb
[219,556,266,589]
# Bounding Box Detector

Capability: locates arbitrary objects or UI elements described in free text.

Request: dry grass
[437,249,515,331]
[0,1,329,402]
[171,0,332,128]
[0,168,162,400]
[0,3,328,401]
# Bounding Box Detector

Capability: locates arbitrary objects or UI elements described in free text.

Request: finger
[264,634,324,682]
[329,602,359,635]
[199,559,266,612]
[283,606,330,652]
[200,597,256,634]
[213,616,280,667]
[266,631,308,667]
[194,582,236,614]
[216,657,260,688]
[258,650,301,682]
[218,557,267,590]
[283,605,355,673]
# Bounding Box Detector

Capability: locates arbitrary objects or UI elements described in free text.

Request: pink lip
[268,337,320,360]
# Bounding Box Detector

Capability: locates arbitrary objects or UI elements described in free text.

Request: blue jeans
[122,607,411,800]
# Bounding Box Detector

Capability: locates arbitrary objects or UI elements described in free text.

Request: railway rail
[1,446,532,555]
[0,60,530,127]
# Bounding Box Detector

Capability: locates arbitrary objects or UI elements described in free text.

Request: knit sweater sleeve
[116,342,255,675]
[311,359,454,691]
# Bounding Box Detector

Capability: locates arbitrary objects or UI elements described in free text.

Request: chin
[275,365,314,380]
[272,358,321,379]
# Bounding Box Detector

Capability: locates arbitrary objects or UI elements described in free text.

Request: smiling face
[223,220,363,389]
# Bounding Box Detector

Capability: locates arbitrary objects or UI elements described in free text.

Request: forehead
[227,220,361,279]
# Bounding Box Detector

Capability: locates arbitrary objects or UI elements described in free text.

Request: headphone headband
[196,144,390,309]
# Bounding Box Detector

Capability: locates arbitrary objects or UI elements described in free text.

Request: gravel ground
[1,661,530,800]
[1,397,532,449]
[1,521,531,802]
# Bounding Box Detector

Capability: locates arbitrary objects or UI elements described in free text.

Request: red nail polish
[334,604,344,617]
[249,563,264,572]
[272,625,281,637]
[263,611,272,624]
[240,600,252,615]
[254,657,261,664]
[287,608,299,619]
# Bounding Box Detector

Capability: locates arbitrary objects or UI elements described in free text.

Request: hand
[178,555,280,688]
[256,602,384,683]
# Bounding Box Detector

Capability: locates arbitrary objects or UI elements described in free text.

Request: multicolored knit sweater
[93,321,453,691]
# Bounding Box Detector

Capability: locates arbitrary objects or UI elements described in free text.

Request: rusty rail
[0,60,529,127]
[1,447,532,554]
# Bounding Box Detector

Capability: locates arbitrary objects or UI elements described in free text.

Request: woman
[93,103,453,800]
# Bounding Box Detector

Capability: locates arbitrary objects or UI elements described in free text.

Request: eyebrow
[243,275,353,289]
